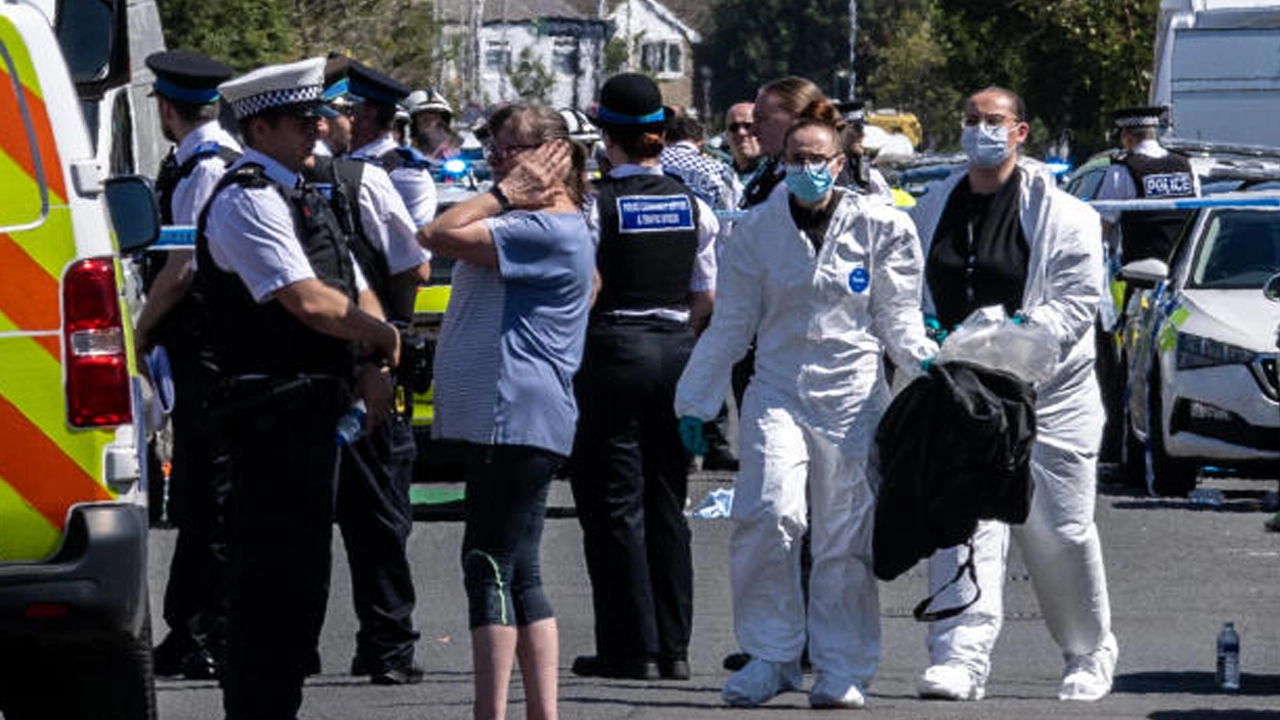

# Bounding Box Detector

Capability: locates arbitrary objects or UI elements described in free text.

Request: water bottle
[334,399,367,446]
[1216,621,1241,691]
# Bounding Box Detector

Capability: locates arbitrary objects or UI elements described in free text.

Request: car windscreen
[1188,209,1280,289]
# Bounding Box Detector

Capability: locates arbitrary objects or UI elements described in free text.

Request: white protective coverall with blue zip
[911,162,1114,683]
[675,186,933,690]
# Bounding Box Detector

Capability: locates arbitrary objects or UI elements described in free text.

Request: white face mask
[961,123,1012,168]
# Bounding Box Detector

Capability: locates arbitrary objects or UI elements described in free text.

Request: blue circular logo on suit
[848,266,870,294]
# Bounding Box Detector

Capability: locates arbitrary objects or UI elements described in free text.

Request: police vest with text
[594,173,699,315]
[1115,152,1196,265]
[193,163,359,379]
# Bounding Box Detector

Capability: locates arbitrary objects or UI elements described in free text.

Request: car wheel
[1148,367,1199,498]
[0,619,156,720]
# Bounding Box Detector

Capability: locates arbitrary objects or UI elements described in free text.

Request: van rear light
[63,258,132,427]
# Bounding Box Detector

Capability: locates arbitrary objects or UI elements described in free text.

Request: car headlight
[1175,333,1255,369]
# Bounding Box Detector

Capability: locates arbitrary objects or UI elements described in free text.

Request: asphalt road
[149,470,1280,720]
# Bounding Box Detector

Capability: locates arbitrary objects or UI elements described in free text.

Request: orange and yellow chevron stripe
[0,16,117,562]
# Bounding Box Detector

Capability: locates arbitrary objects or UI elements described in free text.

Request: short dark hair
[160,95,219,124]
[665,114,704,144]
[976,86,1027,122]
[487,103,588,205]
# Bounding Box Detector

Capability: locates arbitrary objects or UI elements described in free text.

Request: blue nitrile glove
[924,314,949,345]
[920,356,935,372]
[678,415,708,456]
[1011,312,1026,325]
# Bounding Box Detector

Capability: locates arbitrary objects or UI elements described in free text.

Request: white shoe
[809,677,866,709]
[1058,633,1118,701]
[722,658,803,707]
[916,663,985,701]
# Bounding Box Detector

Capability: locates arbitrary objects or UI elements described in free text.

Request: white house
[436,0,709,114]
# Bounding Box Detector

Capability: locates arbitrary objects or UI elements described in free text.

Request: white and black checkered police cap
[220,57,326,121]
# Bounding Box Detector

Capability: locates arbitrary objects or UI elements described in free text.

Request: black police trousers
[219,377,344,720]
[570,316,695,665]
[333,413,420,671]
[160,387,230,661]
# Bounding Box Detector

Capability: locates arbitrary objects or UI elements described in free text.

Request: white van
[0,0,161,717]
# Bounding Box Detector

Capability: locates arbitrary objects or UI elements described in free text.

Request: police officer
[348,63,439,228]
[135,49,239,681]
[570,73,718,682]
[197,57,400,720]
[309,59,432,686]
[1094,106,1198,462]
[834,99,895,206]
[1097,105,1199,266]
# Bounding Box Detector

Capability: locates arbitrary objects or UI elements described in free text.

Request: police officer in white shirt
[196,57,400,720]
[348,61,439,228]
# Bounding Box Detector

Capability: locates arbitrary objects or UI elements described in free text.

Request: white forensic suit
[912,162,1117,698]
[675,187,933,695]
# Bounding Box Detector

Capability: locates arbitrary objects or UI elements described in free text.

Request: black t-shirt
[926,169,1030,329]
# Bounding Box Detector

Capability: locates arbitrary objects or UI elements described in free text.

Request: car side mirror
[1265,273,1280,303]
[105,175,161,253]
[1119,258,1169,289]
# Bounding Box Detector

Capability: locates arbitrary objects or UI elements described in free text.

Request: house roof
[436,0,715,36]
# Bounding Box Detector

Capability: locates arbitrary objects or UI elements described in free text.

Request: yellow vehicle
[866,109,923,150]
[0,0,161,717]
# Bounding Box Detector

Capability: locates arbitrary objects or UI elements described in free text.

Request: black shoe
[571,655,659,680]
[658,658,690,680]
[722,651,751,672]
[153,637,188,677]
[350,655,372,677]
[370,663,425,686]
[180,648,220,680]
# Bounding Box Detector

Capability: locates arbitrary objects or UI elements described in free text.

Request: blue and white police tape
[155,225,198,248]
[1091,196,1280,213]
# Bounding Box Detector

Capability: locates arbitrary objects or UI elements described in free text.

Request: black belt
[211,374,345,421]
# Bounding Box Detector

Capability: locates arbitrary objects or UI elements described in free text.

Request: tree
[159,0,298,71]
[860,1,960,151]
[699,0,853,111]
[507,47,557,103]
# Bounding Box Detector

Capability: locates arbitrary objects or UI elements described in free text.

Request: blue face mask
[961,123,1012,169]
[784,161,835,203]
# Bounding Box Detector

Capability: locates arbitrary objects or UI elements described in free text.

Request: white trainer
[1058,633,1119,701]
[916,663,985,701]
[809,677,866,709]
[722,658,803,707]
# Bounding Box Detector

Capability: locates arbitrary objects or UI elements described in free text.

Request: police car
[1116,192,1280,496]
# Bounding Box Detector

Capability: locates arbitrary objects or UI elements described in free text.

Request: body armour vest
[305,156,395,318]
[593,173,700,315]
[154,140,242,225]
[192,163,358,379]
[1116,151,1196,265]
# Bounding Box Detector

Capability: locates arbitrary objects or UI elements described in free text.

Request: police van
[0,0,160,717]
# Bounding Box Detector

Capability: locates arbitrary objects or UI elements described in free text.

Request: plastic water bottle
[1216,621,1241,691]
[334,399,367,446]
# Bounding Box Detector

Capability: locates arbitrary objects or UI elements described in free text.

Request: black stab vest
[192,163,358,379]
[594,173,700,315]
[304,156,395,319]
[1116,152,1196,265]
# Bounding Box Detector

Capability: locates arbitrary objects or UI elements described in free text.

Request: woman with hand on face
[418,104,595,720]
[675,105,934,709]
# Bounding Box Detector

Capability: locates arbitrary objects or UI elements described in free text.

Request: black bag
[873,361,1036,619]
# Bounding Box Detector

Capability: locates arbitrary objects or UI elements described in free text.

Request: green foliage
[704,0,1161,159]
[507,47,557,103]
[159,0,297,70]
[603,37,629,75]
[699,0,853,110]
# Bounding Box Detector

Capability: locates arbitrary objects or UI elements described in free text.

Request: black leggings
[460,443,562,629]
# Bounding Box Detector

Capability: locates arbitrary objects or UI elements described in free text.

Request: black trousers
[570,316,694,663]
[219,379,344,720]
[160,398,230,661]
[334,413,420,670]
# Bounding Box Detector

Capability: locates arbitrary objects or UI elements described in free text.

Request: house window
[484,40,511,70]
[552,37,578,74]
[640,41,682,76]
